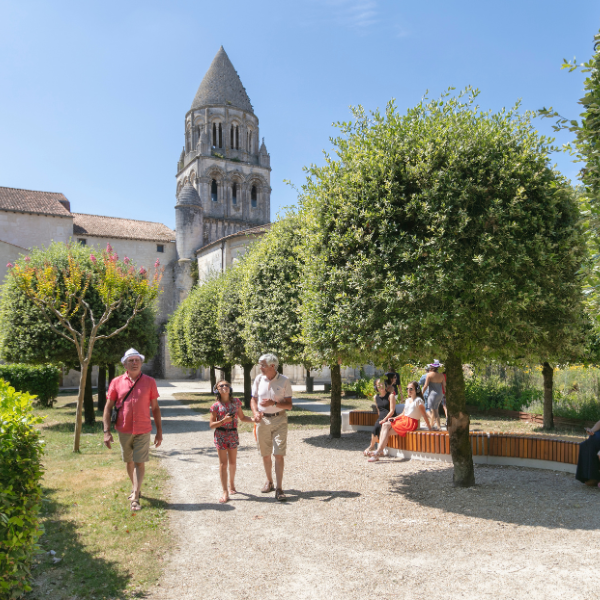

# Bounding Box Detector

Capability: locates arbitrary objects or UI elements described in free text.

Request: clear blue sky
[1,0,599,229]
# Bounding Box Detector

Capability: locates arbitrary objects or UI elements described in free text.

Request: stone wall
[0,240,27,282]
[0,212,73,254]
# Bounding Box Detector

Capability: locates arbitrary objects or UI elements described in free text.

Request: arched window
[211,179,218,202]
[251,185,257,208]
[212,123,217,148]
[218,123,223,148]
[235,126,239,150]
[232,183,237,205]
[230,125,234,148]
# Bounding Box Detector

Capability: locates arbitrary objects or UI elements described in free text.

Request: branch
[95,297,144,341]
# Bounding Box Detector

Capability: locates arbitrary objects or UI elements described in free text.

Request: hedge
[0,379,45,598]
[0,364,60,408]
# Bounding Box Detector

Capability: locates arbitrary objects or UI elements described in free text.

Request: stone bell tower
[174,46,271,265]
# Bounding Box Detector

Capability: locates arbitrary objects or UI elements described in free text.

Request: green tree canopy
[300,88,587,485]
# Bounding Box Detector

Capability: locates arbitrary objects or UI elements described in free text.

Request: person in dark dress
[363,377,397,456]
[576,420,600,487]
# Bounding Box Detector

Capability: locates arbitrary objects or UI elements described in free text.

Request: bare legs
[218,448,238,503]
[428,409,441,430]
[364,433,378,456]
[126,461,145,498]
[370,422,394,457]
[261,454,285,490]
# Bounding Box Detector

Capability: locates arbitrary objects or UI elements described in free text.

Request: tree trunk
[445,352,475,487]
[330,363,342,438]
[73,361,89,452]
[305,368,314,393]
[84,366,95,426]
[97,365,107,413]
[209,366,216,392]
[108,363,115,385]
[542,361,554,430]
[223,366,232,383]
[243,363,253,409]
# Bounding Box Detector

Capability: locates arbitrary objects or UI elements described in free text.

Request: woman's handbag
[110,375,143,424]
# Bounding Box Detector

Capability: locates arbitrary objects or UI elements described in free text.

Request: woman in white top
[368,381,432,462]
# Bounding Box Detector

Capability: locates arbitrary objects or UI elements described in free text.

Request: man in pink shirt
[103,348,163,511]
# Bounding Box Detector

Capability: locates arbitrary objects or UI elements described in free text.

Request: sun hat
[121,348,145,364]
[428,359,443,368]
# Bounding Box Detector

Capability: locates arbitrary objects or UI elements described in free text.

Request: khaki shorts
[118,432,151,463]
[256,413,288,457]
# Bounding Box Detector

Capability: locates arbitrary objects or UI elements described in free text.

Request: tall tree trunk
[223,366,232,383]
[108,363,115,385]
[73,361,89,452]
[97,365,107,413]
[445,352,475,487]
[84,366,95,426]
[209,366,216,392]
[542,361,554,430]
[243,363,253,409]
[305,367,314,393]
[330,363,342,438]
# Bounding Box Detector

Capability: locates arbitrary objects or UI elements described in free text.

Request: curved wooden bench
[344,410,580,473]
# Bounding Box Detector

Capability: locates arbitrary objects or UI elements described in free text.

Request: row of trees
[169,79,599,487]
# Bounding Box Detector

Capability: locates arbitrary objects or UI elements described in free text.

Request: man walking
[251,353,293,501]
[103,348,162,511]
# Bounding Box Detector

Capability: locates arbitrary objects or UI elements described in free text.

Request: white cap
[121,348,145,365]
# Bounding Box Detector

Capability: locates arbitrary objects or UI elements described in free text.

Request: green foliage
[299,88,587,365]
[167,276,227,369]
[343,376,377,399]
[0,380,45,598]
[0,242,159,369]
[0,364,60,408]
[240,214,306,365]
[464,376,539,412]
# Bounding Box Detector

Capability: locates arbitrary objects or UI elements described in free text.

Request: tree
[0,243,159,424]
[167,274,230,380]
[217,260,255,407]
[3,242,161,452]
[300,88,586,486]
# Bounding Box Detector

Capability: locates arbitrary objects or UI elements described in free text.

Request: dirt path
[149,397,600,600]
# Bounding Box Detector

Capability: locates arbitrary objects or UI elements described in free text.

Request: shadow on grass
[29,491,131,599]
[41,421,105,434]
[288,413,330,427]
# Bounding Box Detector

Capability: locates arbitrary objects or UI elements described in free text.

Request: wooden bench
[343,410,580,474]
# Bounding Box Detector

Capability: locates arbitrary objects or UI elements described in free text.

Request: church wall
[196,244,222,283]
[0,212,72,251]
[0,240,27,283]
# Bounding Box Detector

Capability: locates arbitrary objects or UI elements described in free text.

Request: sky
[1,0,599,230]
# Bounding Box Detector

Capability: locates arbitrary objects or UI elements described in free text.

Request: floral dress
[210,398,242,450]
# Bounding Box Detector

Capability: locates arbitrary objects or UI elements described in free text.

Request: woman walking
[363,376,397,456]
[368,381,431,462]
[209,380,255,503]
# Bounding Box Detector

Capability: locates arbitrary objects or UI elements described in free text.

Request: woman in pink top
[209,380,255,504]
[368,381,432,462]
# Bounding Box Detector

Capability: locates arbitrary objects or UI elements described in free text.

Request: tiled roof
[191,46,253,113]
[73,214,176,243]
[196,223,271,254]
[0,186,72,217]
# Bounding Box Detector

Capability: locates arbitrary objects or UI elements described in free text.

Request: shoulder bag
[110,375,144,424]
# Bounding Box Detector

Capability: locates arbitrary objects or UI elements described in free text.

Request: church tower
[174,46,271,261]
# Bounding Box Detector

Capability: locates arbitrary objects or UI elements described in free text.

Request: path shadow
[388,463,600,531]
[303,431,369,452]
[28,490,131,599]
[228,488,360,505]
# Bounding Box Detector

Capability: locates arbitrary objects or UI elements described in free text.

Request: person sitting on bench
[576,419,600,487]
[368,381,432,462]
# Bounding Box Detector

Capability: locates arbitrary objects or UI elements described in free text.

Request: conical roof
[191,46,253,113]
[176,182,201,206]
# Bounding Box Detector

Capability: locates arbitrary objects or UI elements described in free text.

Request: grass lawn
[173,392,331,429]
[28,393,170,600]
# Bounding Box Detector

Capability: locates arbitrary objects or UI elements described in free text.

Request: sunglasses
[407,387,414,391]
[217,384,230,389]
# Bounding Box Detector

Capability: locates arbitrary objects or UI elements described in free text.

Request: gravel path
[149,397,600,600]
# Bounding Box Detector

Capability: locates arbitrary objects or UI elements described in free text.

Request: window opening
[157,244,164,253]
[218,123,222,148]
[211,179,218,202]
[78,238,87,246]
[251,185,257,208]
[235,126,239,150]
[212,123,217,148]
[232,183,237,205]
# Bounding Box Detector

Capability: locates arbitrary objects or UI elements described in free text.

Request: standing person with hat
[251,353,293,502]
[102,348,163,511]
[422,359,446,431]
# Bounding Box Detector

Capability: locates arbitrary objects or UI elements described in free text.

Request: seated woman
[368,381,432,462]
[363,376,397,456]
[576,420,600,487]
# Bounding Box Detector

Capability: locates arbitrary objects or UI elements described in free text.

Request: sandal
[261,481,275,493]
[130,499,141,511]
[219,494,229,504]
[363,449,374,457]
[128,490,142,500]
[275,488,287,502]
[229,487,238,495]
[368,455,381,462]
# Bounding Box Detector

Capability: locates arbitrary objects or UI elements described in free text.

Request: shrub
[464,376,538,412]
[0,364,60,408]
[0,379,45,598]
[343,376,378,399]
